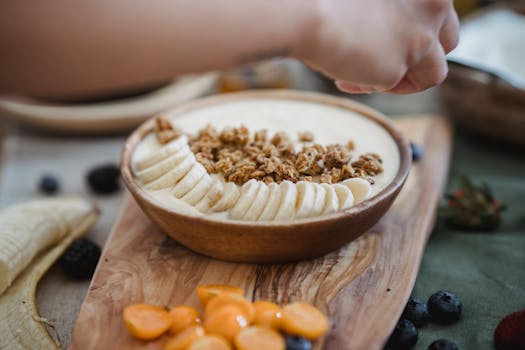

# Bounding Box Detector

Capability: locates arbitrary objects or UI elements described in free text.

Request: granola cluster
[154,116,383,185]
[154,116,181,144]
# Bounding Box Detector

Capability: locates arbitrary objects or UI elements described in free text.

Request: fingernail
[335,81,372,94]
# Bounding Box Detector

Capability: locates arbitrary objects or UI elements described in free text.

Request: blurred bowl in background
[440,3,525,147]
[440,63,525,147]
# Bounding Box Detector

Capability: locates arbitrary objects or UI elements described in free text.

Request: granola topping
[155,116,182,144]
[154,116,383,186]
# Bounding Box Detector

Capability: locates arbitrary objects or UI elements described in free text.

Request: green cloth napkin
[411,132,525,349]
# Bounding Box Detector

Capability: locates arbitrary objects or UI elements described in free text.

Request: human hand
[293,0,459,94]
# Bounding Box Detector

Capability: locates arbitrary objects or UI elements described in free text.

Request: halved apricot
[234,326,285,350]
[280,302,329,340]
[196,284,244,307]
[252,301,282,330]
[205,293,255,323]
[123,304,172,340]
[169,305,201,334]
[187,335,232,350]
[203,305,248,341]
[164,326,205,350]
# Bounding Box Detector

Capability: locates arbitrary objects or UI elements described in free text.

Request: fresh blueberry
[386,319,418,349]
[38,174,60,194]
[428,290,462,324]
[402,297,429,327]
[428,339,458,350]
[410,143,424,162]
[86,164,120,194]
[285,335,312,350]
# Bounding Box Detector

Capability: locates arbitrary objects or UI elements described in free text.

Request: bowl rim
[121,89,412,228]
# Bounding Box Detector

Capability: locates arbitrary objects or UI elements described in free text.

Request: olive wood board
[69,115,452,350]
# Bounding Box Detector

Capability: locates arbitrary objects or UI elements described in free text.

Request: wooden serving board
[70,115,452,350]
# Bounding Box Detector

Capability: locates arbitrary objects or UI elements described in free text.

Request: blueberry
[59,238,101,279]
[285,335,312,350]
[402,297,429,327]
[86,164,120,194]
[410,143,424,162]
[386,319,418,350]
[428,339,458,350]
[427,290,462,324]
[38,174,60,194]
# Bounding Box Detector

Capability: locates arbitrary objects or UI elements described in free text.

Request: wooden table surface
[0,86,442,348]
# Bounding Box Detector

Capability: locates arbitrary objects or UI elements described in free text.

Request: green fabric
[411,132,525,350]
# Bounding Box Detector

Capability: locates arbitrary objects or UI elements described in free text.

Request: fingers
[439,7,460,53]
[386,43,448,94]
[330,0,458,95]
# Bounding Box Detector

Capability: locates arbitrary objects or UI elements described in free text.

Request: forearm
[0,0,317,99]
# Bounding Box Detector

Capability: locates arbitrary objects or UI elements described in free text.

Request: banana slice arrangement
[133,136,373,221]
[0,197,99,350]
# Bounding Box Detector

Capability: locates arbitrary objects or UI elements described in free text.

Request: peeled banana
[0,197,99,350]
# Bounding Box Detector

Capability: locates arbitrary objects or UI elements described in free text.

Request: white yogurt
[132,99,401,219]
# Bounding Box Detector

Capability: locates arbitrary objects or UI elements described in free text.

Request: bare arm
[0,0,316,99]
[0,0,458,99]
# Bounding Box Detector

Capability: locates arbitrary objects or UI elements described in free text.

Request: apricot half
[234,326,285,350]
[204,305,248,341]
[187,335,232,350]
[123,304,172,341]
[169,305,201,334]
[205,293,255,323]
[196,284,244,307]
[253,301,282,330]
[280,302,328,340]
[164,326,205,350]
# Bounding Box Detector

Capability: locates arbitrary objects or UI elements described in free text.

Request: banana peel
[0,198,99,350]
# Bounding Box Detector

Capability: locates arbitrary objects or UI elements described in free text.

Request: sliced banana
[145,153,196,191]
[274,180,298,221]
[342,178,373,203]
[134,135,189,171]
[194,177,225,213]
[309,183,327,217]
[320,183,339,215]
[229,179,260,220]
[135,145,191,184]
[172,162,207,198]
[333,184,355,210]
[242,182,271,221]
[295,181,316,219]
[210,182,240,213]
[181,174,213,206]
[257,183,282,221]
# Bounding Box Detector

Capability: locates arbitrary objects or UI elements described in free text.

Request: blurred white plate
[0,73,217,134]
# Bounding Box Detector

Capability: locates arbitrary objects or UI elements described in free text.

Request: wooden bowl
[121,90,412,263]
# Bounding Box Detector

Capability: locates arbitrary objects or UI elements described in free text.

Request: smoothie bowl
[121,90,411,263]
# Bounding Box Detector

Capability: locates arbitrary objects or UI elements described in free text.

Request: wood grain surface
[69,115,452,350]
